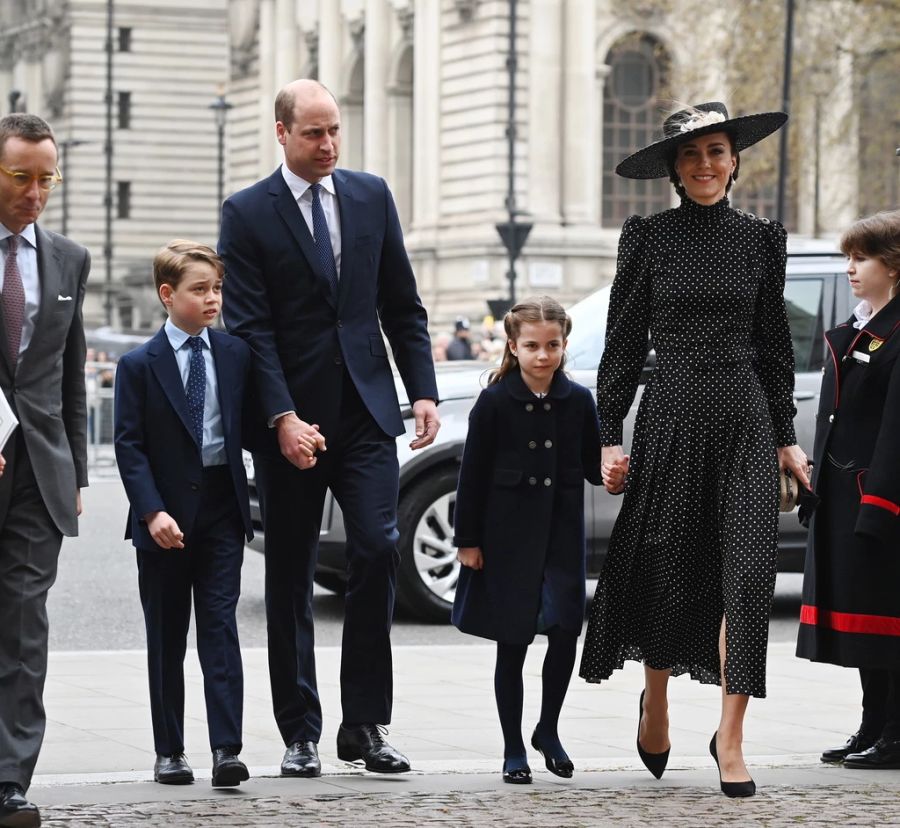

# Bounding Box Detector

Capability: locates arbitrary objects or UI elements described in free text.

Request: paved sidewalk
[29,641,900,825]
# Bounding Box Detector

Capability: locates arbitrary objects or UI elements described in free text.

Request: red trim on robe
[800,605,900,636]
[861,494,900,516]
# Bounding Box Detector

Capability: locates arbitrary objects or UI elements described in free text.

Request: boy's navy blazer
[219,167,438,451]
[114,326,253,551]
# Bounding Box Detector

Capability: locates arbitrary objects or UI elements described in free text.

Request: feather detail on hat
[678,108,726,134]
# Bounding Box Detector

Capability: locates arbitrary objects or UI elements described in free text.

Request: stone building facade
[0,0,229,328]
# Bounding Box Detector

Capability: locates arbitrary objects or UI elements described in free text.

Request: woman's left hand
[778,444,811,489]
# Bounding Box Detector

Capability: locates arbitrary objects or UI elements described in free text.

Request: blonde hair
[153,239,224,299]
[489,295,572,385]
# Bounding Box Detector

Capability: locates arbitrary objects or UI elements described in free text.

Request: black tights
[494,626,578,763]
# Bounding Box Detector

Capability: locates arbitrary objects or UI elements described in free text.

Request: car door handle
[793,392,815,401]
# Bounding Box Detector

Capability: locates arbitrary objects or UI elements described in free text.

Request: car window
[784,278,826,373]
[566,286,611,370]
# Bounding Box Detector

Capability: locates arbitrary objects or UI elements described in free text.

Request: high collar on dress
[677,194,730,223]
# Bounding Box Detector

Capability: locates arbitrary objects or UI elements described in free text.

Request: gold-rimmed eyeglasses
[0,164,63,191]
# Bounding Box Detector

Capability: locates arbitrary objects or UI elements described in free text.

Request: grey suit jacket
[0,225,90,536]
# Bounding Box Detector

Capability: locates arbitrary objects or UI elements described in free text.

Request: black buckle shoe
[530,728,574,778]
[821,731,878,764]
[844,738,900,769]
[0,783,40,828]
[502,758,532,785]
[153,753,194,785]
[281,741,321,778]
[336,723,410,773]
[211,748,249,788]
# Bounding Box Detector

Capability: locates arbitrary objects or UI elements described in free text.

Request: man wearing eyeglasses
[0,114,90,828]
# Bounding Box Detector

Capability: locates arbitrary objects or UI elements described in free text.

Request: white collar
[164,318,211,350]
[0,222,37,249]
[280,163,336,201]
[852,300,874,330]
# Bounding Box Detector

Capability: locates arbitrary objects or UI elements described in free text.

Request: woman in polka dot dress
[578,103,810,797]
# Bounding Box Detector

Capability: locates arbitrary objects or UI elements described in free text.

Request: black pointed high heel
[637,689,670,779]
[531,728,574,778]
[710,732,756,798]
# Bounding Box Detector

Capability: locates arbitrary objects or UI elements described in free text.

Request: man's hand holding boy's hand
[277,413,327,470]
[146,511,185,549]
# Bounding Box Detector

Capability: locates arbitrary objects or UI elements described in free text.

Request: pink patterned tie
[1,235,25,368]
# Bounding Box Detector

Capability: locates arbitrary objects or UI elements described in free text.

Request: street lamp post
[209,91,233,234]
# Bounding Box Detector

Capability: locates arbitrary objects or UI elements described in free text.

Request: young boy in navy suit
[114,240,253,787]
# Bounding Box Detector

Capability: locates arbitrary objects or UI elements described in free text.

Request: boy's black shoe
[0,783,40,828]
[336,724,410,773]
[281,741,321,777]
[153,753,194,785]
[211,748,249,787]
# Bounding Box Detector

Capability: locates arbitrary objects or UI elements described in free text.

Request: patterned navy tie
[309,182,339,298]
[186,336,205,447]
[1,235,25,367]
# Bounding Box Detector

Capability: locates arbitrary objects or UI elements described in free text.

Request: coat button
[828,414,835,423]
[190,483,199,491]
[334,355,343,365]
[543,402,551,411]
[544,477,552,486]
[528,441,537,449]
[544,439,553,448]
[525,403,534,412]
[528,476,537,485]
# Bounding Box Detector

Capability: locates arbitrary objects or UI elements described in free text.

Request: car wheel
[396,465,460,623]
[313,572,347,596]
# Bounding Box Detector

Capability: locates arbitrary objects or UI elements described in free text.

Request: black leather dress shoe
[502,759,532,785]
[211,748,249,787]
[153,753,194,785]
[0,783,40,828]
[844,738,900,769]
[530,728,574,778]
[281,741,321,778]
[821,731,878,764]
[336,723,410,773]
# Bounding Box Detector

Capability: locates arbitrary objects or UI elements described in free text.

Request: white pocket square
[57,294,73,301]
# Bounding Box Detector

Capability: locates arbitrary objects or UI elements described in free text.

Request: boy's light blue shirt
[164,319,227,467]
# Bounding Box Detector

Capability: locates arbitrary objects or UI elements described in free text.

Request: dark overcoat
[451,368,602,645]
[797,292,900,668]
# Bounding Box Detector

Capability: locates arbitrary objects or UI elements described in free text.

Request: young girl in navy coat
[452,296,602,784]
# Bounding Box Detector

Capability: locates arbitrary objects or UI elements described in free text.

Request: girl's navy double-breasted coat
[797,292,900,668]
[451,368,602,645]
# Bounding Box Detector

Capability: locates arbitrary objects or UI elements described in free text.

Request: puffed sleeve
[752,220,797,446]
[597,215,651,446]
[855,355,900,547]
[452,388,497,549]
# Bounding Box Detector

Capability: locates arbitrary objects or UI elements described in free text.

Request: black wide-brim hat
[615,102,788,180]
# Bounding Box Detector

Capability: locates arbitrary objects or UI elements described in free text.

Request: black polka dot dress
[579,196,797,698]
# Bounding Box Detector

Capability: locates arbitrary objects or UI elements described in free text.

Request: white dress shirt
[852,300,873,330]
[164,319,227,467]
[280,163,342,278]
[0,223,40,356]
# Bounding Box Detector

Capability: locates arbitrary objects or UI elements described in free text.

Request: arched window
[602,35,670,226]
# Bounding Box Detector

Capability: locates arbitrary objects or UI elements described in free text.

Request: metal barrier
[86,360,118,475]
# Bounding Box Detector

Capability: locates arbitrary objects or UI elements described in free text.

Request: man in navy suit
[114,240,253,788]
[220,79,439,776]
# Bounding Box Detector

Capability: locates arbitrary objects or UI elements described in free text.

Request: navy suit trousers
[254,372,400,745]
[137,466,245,756]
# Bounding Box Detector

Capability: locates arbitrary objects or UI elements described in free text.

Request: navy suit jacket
[113,326,253,551]
[219,168,437,452]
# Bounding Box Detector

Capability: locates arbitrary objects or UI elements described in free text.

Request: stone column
[364,0,391,177]
[411,0,440,231]
[561,0,597,225]
[317,0,342,93]
[273,0,296,86]
[257,0,277,173]
[527,0,562,225]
